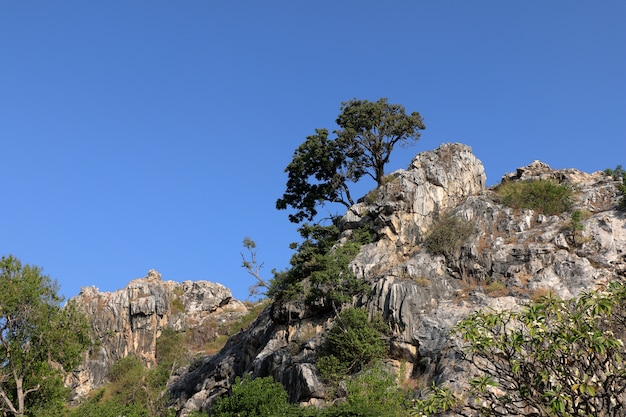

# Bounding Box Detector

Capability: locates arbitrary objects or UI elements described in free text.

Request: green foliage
[72,329,189,417]
[318,308,388,381]
[454,283,626,416]
[276,128,355,223]
[67,399,150,417]
[0,255,92,417]
[605,165,626,210]
[277,98,425,224]
[269,221,371,307]
[210,375,291,417]
[335,98,426,186]
[496,179,573,215]
[241,237,270,298]
[104,356,148,406]
[411,383,456,416]
[340,364,410,417]
[424,215,475,259]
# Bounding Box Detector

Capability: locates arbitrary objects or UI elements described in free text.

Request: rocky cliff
[67,270,248,399]
[166,143,625,416]
[67,144,623,415]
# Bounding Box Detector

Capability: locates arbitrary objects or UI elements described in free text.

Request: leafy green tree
[210,375,291,417]
[335,98,425,187]
[0,255,91,417]
[277,99,425,223]
[454,283,626,417]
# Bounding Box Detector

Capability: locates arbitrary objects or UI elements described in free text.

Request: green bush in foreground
[496,179,572,215]
[210,375,291,417]
[454,282,626,417]
[317,307,388,382]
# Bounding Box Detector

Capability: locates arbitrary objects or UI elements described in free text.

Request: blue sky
[2,1,625,301]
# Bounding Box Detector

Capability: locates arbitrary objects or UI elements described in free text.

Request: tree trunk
[15,374,25,417]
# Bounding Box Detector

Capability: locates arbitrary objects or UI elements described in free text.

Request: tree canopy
[0,255,91,417]
[277,98,425,223]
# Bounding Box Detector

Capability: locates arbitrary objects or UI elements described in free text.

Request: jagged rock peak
[67,271,247,400]
[342,142,486,269]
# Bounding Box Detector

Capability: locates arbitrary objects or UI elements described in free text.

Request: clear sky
[2,1,625,302]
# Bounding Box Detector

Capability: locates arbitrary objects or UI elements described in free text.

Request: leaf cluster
[198,366,411,417]
[335,98,425,186]
[454,283,626,416]
[317,307,388,382]
[496,179,573,215]
[269,220,371,309]
[276,128,356,224]
[410,383,456,417]
[210,375,291,417]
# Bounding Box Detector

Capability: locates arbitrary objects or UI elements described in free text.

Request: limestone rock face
[66,273,247,399]
[166,143,626,416]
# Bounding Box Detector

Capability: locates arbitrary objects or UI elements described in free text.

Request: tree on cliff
[0,255,91,417]
[276,98,425,223]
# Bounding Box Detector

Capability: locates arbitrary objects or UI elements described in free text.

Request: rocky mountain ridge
[166,143,625,416]
[67,270,248,399]
[68,143,625,416]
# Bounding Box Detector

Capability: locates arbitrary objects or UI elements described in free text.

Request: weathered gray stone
[72,143,626,416]
[65,272,247,400]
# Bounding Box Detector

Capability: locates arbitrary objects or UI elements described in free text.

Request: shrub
[496,179,572,215]
[317,307,388,382]
[484,280,508,297]
[411,383,456,416]
[269,220,372,308]
[341,364,410,417]
[605,165,626,211]
[210,375,291,417]
[67,401,150,417]
[424,216,475,258]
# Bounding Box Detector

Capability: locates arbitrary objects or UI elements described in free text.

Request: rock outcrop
[67,271,247,399]
[152,144,626,415]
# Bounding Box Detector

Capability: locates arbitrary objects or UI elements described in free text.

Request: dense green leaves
[269,220,371,308]
[210,375,291,417]
[276,128,355,223]
[410,383,456,417]
[318,307,388,381]
[454,283,626,416]
[0,255,91,417]
[277,98,425,224]
[335,98,425,186]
